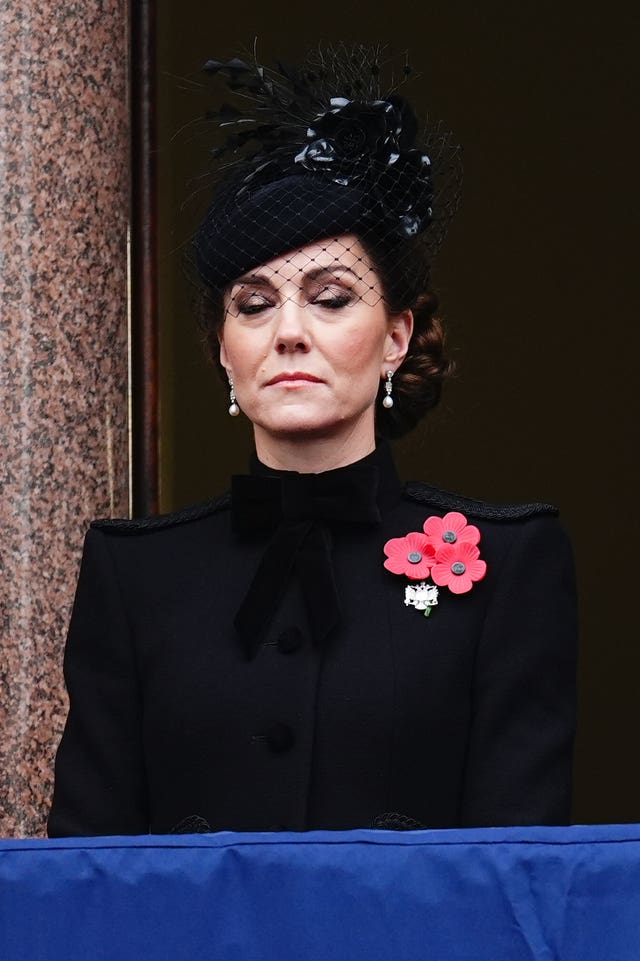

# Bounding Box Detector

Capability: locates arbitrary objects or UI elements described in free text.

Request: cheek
[335,323,387,375]
[222,330,269,381]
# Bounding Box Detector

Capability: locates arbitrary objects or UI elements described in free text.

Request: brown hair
[359,234,454,438]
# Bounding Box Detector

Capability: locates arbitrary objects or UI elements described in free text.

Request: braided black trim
[403,482,558,521]
[371,812,425,831]
[90,492,231,535]
[170,814,213,834]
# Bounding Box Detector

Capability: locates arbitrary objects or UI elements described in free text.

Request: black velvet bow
[231,462,381,659]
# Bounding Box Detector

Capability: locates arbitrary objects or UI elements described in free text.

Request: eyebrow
[230,273,273,289]
[305,265,361,283]
[230,262,362,290]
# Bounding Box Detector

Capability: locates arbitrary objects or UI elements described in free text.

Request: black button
[277,626,303,654]
[265,722,295,753]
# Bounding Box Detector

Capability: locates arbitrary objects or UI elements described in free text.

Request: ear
[218,335,229,372]
[382,309,414,374]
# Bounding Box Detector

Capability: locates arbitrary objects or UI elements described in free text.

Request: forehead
[241,234,372,282]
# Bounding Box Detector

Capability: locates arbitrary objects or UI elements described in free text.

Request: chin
[251,400,375,444]
[266,417,340,438]
[251,402,333,435]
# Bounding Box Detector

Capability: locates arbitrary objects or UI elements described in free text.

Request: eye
[234,294,274,316]
[313,288,354,310]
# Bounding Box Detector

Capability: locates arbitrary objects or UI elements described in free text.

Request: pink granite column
[0,1,130,836]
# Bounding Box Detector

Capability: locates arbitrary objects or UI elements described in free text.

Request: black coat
[48,446,578,836]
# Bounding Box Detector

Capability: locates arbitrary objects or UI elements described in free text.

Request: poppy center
[442,530,457,543]
[407,551,423,564]
[451,562,466,575]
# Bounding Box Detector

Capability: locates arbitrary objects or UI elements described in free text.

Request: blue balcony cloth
[1,824,639,961]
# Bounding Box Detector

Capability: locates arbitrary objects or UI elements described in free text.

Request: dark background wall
[155,2,639,824]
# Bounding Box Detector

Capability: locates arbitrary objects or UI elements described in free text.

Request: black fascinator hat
[192,43,462,293]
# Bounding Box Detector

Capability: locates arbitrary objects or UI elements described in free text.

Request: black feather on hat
[192,43,463,290]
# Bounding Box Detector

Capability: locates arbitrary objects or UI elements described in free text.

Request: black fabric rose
[292,96,434,239]
[295,97,404,172]
[297,138,338,166]
[317,99,396,160]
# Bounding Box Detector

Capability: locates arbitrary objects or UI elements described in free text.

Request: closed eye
[234,296,275,316]
[313,290,354,310]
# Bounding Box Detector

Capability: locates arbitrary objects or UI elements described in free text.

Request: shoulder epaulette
[90,492,231,535]
[403,481,558,521]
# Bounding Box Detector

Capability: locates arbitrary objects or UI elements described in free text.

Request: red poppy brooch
[383,511,487,616]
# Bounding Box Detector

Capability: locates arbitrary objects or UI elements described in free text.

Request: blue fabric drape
[1,825,639,961]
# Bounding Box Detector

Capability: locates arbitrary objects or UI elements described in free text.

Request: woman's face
[218,235,412,451]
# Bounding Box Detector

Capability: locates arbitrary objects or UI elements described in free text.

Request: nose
[273,300,311,354]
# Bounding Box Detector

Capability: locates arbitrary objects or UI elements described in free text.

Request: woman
[48,47,577,837]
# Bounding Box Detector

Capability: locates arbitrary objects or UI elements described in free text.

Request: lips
[265,372,324,386]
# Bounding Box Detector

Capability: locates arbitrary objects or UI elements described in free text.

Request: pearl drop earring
[382,369,394,409]
[228,374,240,417]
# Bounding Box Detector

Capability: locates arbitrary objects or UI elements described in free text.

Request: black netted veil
[190,44,461,439]
[191,44,463,304]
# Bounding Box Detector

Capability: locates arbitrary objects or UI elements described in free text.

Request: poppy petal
[422,516,443,538]
[406,559,433,581]
[430,563,450,587]
[383,536,409,555]
[458,542,480,563]
[434,543,457,564]
[405,531,431,552]
[449,573,472,594]
[469,560,487,581]
[442,511,467,534]
[459,523,481,545]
